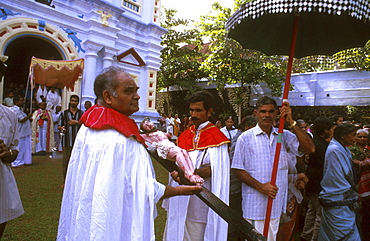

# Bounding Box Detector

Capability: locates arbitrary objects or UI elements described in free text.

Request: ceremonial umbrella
[226,0,370,237]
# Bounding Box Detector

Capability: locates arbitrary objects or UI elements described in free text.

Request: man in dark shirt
[301,116,334,241]
[58,95,84,180]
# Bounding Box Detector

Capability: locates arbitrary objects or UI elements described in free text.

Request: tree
[197,1,287,121]
[332,42,370,71]
[158,9,212,114]
[158,9,208,94]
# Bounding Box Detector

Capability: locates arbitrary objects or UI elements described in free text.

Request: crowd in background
[1,83,91,164]
[158,108,370,241]
[2,78,370,240]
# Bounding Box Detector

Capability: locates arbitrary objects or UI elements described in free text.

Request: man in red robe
[163,91,230,241]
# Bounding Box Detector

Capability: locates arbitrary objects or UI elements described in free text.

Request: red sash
[79,105,145,145]
[178,122,229,151]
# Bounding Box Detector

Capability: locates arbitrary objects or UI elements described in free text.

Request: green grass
[2,155,169,241]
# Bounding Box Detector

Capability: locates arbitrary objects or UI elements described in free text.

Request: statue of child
[140,118,204,185]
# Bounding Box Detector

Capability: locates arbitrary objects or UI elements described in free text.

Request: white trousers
[183,219,206,241]
[246,218,280,241]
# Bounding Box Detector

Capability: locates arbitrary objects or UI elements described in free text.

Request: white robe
[0,104,24,224]
[46,90,61,112]
[57,125,165,241]
[163,144,230,241]
[36,85,48,103]
[10,105,32,166]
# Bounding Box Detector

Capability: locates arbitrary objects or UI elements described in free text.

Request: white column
[81,42,103,104]
[102,50,115,69]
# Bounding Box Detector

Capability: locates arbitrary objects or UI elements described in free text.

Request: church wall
[0,0,165,122]
[250,68,370,107]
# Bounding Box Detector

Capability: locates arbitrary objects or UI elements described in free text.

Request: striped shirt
[232,124,301,220]
[58,109,84,147]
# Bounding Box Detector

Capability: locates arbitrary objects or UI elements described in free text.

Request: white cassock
[9,105,32,167]
[57,125,165,241]
[46,90,61,112]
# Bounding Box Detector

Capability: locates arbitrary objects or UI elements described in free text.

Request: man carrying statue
[57,66,201,240]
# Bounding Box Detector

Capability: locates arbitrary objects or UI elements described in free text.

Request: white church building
[0,0,165,122]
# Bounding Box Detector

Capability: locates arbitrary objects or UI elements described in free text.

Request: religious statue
[97,10,112,27]
[140,118,204,185]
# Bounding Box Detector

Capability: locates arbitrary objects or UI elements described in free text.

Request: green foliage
[158,2,288,98]
[333,42,370,71]
[158,9,208,93]
[159,0,368,101]
[197,2,285,96]
[293,55,336,72]
[346,105,357,115]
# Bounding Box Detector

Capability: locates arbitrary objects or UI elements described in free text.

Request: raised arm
[280,101,315,154]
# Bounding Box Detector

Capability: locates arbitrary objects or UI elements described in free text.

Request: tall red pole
[263,15,299,238]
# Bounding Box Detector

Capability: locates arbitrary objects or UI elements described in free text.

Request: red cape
[79,105,145,145]
[178,122,230,151]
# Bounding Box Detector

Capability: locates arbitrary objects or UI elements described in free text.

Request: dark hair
[94,66,127,100]
[238,116,257,130]
[38,101,46,108]
[225,116,235,122]
[333,123,358,142]
[312,117,334,135]
[70,94,80,102]
[274,120,290,130]
[255,96,277,110]
[208,115,216,124]
[331,114,343,123]
[139,117,157,133]
[243,107,255,117]
[187,90,214,111]
[297,119,306,127]
[13,95,23,103]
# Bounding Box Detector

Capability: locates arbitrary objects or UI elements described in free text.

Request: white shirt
[220,126,238,140]
[46,90,61,112]
[166,117,174,134]
[36,85,48,103]
[10,105,32,138]
[52,112,62,133]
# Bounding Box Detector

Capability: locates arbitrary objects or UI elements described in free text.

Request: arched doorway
[4,36,63,89]
[0,17,81,108]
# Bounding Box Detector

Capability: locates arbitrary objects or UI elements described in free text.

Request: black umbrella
[227,0,370,58]
[226,0,370,238]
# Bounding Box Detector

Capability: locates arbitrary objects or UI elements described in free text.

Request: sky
[161,0,235,21]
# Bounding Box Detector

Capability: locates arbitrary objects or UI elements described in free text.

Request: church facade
[0,0,164,121]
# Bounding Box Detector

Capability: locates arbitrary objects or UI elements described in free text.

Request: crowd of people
[2,84,91,160]
[0,84,91,236]
[1,67,370,241]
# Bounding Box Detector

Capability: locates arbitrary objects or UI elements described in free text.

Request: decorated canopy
[29,57,84,91]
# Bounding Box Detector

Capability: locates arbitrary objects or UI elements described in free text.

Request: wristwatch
[289,121,297,129]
